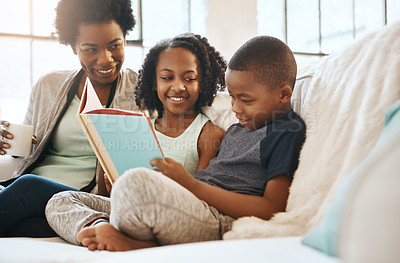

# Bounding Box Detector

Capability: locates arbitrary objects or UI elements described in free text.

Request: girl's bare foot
[76,222,157,251]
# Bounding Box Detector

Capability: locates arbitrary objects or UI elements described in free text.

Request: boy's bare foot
[76,222,157,251]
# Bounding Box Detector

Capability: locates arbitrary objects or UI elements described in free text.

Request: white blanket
[224,21,400,239]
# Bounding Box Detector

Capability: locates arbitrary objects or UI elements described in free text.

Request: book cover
[77,78,164,184]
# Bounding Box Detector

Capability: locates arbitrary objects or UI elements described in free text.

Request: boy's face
[226,69,288,131]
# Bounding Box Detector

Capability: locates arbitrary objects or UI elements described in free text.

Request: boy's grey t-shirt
[195,110,306,196]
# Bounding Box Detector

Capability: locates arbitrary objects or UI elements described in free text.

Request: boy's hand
[150,157,196,189]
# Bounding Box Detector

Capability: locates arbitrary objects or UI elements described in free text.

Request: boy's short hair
[228,36,297,89]
[55,0,135,46]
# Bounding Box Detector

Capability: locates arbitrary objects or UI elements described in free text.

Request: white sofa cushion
[0,155,22,182]
[0,236,340,263]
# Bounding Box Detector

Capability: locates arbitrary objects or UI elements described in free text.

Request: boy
[46,36,306,251]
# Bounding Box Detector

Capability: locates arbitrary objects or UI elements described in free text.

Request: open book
[77,78,164,184]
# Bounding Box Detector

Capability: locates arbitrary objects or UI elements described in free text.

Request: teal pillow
[301,163,359,256]
[301,99,400,256]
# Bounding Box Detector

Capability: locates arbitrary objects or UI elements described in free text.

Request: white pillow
[202,93,236,131]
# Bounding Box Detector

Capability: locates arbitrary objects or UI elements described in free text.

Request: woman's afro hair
[55,0,135,46]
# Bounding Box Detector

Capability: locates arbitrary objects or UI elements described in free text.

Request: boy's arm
[190,173,291,220]
[151,158,291,220]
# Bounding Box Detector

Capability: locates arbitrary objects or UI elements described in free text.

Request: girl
[135,33,227,176]
[45,33,228,245]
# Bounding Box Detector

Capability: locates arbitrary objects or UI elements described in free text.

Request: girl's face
[155,47,201,117]
[72,20,125,89]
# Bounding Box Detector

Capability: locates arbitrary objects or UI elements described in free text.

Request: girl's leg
[0,174,77,237]
[110,167,235,246]
[45,190,111,245]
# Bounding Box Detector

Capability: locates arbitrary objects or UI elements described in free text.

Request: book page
[79,77,103,114]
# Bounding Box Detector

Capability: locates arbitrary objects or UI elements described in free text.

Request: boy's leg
[45,190,110,245]
[110,167,235,246]
[0,174,76,237]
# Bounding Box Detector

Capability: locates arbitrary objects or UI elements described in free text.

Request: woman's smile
[97,67,115,74]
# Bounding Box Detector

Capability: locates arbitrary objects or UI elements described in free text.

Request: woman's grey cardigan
[13,68,138,193]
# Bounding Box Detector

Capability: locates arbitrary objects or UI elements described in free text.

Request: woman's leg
[46,191,111,245]
[110,167,235,246]
[4,217,57,237]
[0,174,77,237]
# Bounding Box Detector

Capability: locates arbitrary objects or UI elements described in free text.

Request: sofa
[1,21,399,263]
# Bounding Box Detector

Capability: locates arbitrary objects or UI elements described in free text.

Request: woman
[0,0,137,237]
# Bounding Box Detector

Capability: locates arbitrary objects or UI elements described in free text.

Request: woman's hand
[150,157,196,190]
[32,135,38,145]
[0,121,37,155]
[0,121,12,155]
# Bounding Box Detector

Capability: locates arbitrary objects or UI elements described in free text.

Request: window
[0,0,141,122]
[0,0,204,123]
[125,0,206,71]
[2,0,398,122]
[257,0,400,66]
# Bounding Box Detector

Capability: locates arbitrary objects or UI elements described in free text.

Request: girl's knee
[47,190,75,206]
[50,190,76,200]
[45,190,76,215]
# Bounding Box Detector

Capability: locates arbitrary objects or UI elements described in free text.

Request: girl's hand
[0,121,12,155]
[150,157,196,189]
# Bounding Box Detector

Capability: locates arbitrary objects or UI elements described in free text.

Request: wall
[205,0,257,60]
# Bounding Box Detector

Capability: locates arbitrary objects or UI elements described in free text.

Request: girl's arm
[196,121,225,172]
[96,166,110,197]
[151,157,291,220]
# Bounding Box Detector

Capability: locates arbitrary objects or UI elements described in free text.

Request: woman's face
[72,20,126,89]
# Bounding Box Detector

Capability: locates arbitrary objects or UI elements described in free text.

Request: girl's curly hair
[135,33,227,118]
[55,0,135,46]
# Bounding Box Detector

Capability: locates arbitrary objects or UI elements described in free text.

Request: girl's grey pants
[45,167,234,245]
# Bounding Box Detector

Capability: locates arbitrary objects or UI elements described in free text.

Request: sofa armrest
[0,155,21,182]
